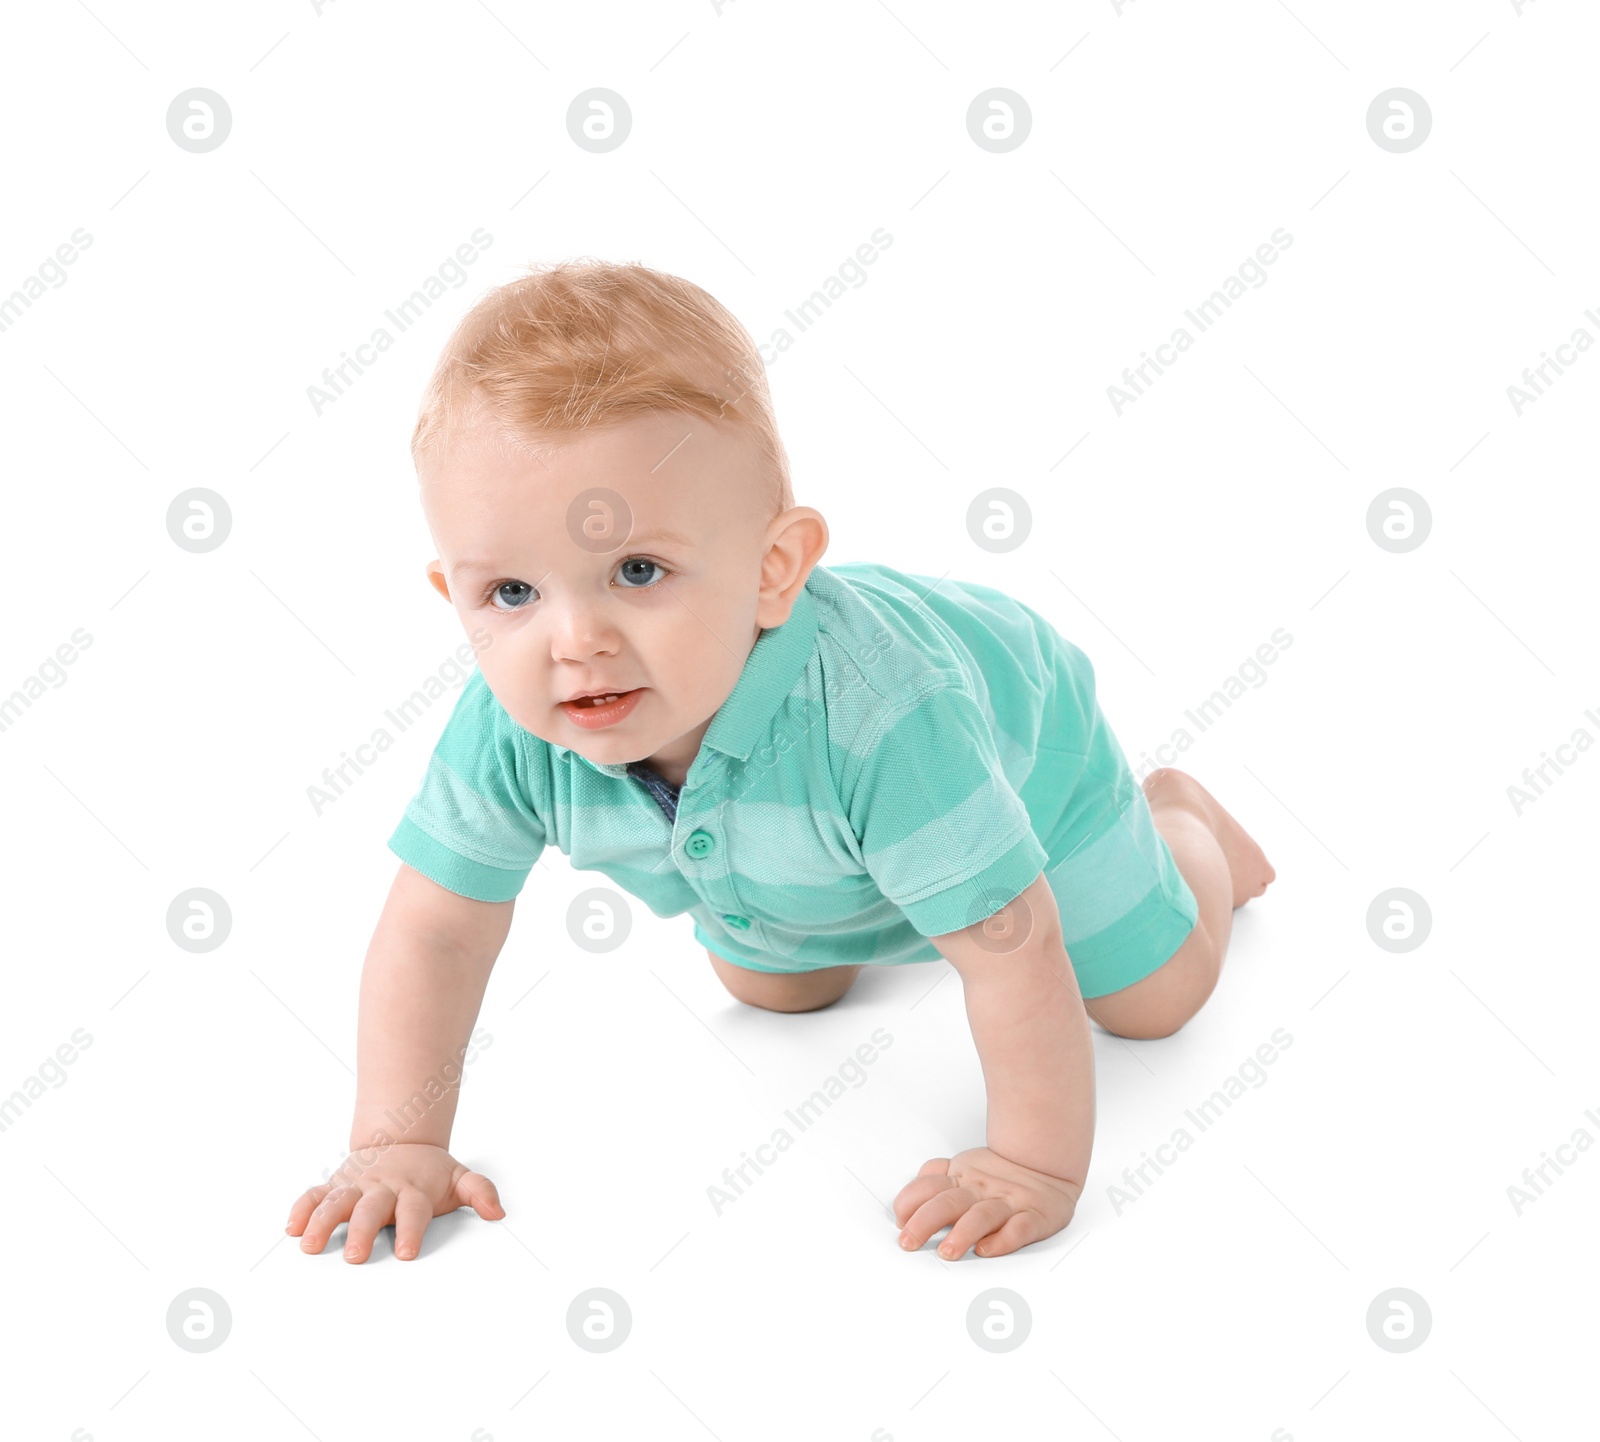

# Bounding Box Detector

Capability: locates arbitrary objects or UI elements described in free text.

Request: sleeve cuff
[387,815,530,903]
[894,828,1049,938]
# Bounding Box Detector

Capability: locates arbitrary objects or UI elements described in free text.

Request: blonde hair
[412,258,792,519]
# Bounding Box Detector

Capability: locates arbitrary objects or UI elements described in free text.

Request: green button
[685,829,716,859]
[722,913,750,930]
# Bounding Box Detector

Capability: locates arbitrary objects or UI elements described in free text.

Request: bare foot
[1142,768,1275,909]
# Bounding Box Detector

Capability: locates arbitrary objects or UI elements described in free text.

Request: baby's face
[419,405,802,782]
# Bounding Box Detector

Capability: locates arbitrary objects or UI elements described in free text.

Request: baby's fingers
[393,1190,433,1261]
[936,1198,1016,1261]
[286,1184,332,1237]
[971,1210,1046,1259]
[892,1161,956,1228]
[454,1169,506,1221]
[343,1185,398,1264]
[898,1184,976,1253]
[299,1185,359,1254]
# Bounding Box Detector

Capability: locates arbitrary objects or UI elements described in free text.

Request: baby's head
[413,259,827,781]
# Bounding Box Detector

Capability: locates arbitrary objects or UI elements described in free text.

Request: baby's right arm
[285,862,514,1263]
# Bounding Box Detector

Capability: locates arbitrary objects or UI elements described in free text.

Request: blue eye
[483,558,673,611]
[489,581,534,612]
[615,558,671,589]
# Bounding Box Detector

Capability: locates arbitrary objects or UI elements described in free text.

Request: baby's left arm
[892,873,1095,1261]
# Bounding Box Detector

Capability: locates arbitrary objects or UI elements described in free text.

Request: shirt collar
[554,571,821,780]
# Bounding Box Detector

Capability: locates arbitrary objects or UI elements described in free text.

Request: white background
[2,1,1595,1438]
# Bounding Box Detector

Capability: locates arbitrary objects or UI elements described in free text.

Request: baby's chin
[521,715,653,763]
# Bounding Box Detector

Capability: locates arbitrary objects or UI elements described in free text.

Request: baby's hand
[893,1146,1082,1260]
[286,1142,505,1263]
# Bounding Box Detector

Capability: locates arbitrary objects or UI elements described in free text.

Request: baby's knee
[707,950,860,1012]
[1091,1005,1190,1040]
[1083,945,1212,1039]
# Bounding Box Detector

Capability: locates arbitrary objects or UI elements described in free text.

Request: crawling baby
[286,259,1274,1264]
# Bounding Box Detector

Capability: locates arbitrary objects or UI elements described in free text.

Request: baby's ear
[426,561,451,601]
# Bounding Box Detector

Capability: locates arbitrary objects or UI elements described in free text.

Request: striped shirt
[387,560,1173,980]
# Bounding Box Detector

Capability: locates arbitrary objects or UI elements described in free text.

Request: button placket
[672,766,737,921]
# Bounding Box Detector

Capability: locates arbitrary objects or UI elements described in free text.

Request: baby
[285,260,1275,1265]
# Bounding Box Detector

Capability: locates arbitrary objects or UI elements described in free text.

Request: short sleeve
[387,669,547,902]
[842,682,1047,937]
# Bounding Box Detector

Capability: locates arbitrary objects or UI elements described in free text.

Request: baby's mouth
[557,688,646,728]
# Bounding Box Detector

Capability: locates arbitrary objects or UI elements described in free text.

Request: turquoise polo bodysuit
[387,561,1199,1000]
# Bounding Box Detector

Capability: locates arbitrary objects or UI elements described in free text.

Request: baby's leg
[1083,768,1274,1040]
[706,949,862,1012]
